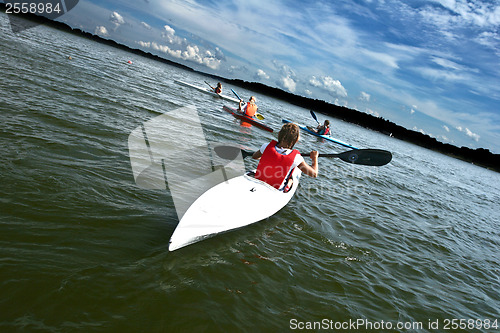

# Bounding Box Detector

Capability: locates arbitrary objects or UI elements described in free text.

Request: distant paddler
[307,110,331,135]
[307,120,331,135]
[231,88,264,120]
[204,81,222,96]
[238,95,258,118]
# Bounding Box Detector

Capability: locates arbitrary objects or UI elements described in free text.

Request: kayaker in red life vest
[238,96,258,117]
[308,120,331,135]
[252,123,318,190]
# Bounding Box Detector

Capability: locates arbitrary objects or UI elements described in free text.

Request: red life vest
[244,102,257,117]
[320,127,330,135]
[255,140,299,189]
[215,87,221,94]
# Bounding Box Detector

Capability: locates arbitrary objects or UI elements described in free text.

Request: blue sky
[56,0,500,153]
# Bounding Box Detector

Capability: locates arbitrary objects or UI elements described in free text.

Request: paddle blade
[214,146,254,159]
[320,149,392,166]
[256,113,265,120]
[310,110,320,124]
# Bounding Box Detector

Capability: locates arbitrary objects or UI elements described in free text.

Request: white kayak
[169,169,301,251]
[174,79,240,103]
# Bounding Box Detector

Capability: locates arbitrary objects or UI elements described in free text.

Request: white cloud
[456,126,480,141]
[273,61,296,78]
[163,24,175,36]
[95,26,109,36]
[359,91,370,102]
[161,25,185,45]
[141,22,152,30]
[137,41,221,70]
[214,47,225,60]
[443,125,450,132]
[475,31,500,54]
[365,108,380,117]
[362,49,399,69]
[309,76,347,98]
[413,126,429,136]
[431,57,462,71]
[441,135,450,142]
[271,61,298,92]
[110,11,125,29]
[417,67,469,83]
[280,76,296,93]
[323,77,348,97]
[309,76,321,87]
[465,128,480,142]
[256,69,270,80]
[134,21,223,70]
[431,0,500,28]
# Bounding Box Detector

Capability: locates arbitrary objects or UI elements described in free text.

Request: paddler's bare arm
[252,150,263,159]
[298,151,318,177]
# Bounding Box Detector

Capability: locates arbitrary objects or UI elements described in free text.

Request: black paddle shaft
[214,146,392,166]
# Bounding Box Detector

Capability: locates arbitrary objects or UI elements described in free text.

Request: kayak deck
[223,106,273,132]
[169,170,300,251]
[282,119,358,149]
[174,80,240,103]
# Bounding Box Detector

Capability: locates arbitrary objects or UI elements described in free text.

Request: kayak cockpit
[244,169,299,193]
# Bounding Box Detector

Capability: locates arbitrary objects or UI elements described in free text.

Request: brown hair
[278,123,300,148]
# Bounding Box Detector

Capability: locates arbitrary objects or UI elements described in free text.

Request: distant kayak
[282,119,358,149]
[169,169,301,251]
[174,80,240,103]
[224,106,273,132]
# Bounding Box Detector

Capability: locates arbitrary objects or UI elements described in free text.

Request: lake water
[1,13,499,332]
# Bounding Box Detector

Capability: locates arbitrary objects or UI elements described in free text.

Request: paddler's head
[324,120,330,127]
[249,96,256,104]
[278,123,300,149]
